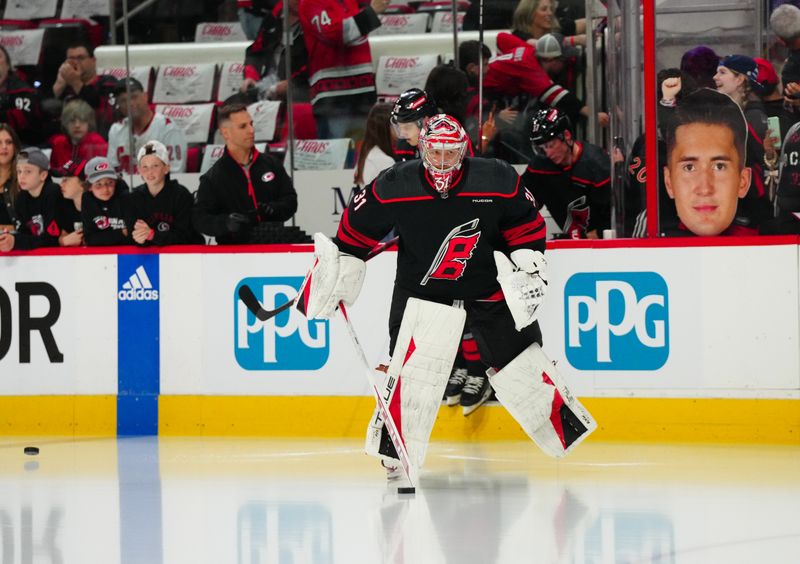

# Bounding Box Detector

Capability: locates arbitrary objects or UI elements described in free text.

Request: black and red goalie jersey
[334,157,546,301]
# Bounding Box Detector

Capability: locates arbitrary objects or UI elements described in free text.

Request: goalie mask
[419,114,468,195]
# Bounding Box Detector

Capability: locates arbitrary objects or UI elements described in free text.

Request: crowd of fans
[1,0,800,255]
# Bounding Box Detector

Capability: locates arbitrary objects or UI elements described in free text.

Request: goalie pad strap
[488,343,596,458]
[365,298,466,468]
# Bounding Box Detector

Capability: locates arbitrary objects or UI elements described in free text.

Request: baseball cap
[719,55,759,84]
[85,157,117,184]
[17,148,50,171]
[114,77,144,96]
[137,140,170,165]
[51,159,88,181]
[536,33,579,60]
[754,57,779,95]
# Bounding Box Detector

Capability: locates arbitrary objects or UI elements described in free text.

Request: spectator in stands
[662,88,754,237]
[535,33,580,90]
[193,103,298,244]
[52,159,88,247]
[753,58,796,145]
[241,0,309,102]
[0,47,43,146]
[765,120,800,234]
[51,41,118,138]
[81,156,131,246]
[355,103,394,188]
[108,78,187,174]
[390,88,438,162]
[680,45,719,90]
[714,55,774,231]
[522,107,610,239]
[770,4,800,109]
[49,99,108,170]
[0,124,21,235]
[128,141,203,246]
[298,0,389,140]
[0,149,61,252]
[424,65,471,129]
[464,0,517,31]
[238,0,273,40]
[510,0,586,46]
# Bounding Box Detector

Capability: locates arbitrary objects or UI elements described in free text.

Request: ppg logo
[234,277,329,371]
[564,272,669,370]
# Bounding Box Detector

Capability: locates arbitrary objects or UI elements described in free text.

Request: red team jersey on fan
[334,158,546,300]
[107,112,187,174]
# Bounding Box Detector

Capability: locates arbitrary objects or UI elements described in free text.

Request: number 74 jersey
[334,158,547,301]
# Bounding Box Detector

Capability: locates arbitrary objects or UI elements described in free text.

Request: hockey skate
[444,367,468,406]
[460,373,493,416]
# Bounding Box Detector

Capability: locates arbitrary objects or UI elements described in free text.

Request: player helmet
[391,88,438,126]
[418,114,468,195]
[529,108,572,154]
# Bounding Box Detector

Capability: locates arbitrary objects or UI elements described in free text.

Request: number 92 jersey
[334,158,547,301]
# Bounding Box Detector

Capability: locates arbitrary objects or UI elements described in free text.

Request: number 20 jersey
[334,158,547,301]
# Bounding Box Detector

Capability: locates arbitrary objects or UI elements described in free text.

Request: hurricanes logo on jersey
[421,218,481,285]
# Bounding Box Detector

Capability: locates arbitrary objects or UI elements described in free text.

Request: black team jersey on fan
[13,182,62,250]
[128,179,203,245]
[81,190,130,246]
[334,158,546,300]
[55,197,83,235]
[522,141,611,238]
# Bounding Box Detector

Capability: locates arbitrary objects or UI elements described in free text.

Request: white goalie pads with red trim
[488,343,596,458]
[370,298,466,469]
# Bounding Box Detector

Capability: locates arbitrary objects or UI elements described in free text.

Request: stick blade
[238,285,270,321]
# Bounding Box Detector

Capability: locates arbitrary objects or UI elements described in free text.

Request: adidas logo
[118,266,159,301]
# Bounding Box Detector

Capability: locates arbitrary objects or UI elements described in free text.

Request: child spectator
[49,100,109,170]
[0,149,61,252]
[128,141,203,246]
[0,124,21,235]
[0,47,43,146]
[52,41,118,138]
[52,159,89,247]
[81,156,131,247]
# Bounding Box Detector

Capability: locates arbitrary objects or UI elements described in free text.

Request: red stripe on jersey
[476,288,505,302]
[462,338,478,354]
[502,216,546,245]
[572,175,611,188]
[338,208,379,248]
[526,166,561,175]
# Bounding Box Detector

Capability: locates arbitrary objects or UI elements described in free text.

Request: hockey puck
[23,446,39,456]
[397,486,415,495]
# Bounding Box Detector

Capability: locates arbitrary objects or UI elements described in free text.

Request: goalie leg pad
[364,298,466,469]
[488,343,596,458]
[298,233,366,319]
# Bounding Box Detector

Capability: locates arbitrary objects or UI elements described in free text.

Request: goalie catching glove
[297,233,366,319]
[494,249,548,331]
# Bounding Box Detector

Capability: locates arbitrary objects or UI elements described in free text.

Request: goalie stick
[339,303,417,487]
[238,236,399,322]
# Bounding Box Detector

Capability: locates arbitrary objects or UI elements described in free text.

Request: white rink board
[158,242,800,398]
[0,254,118,394]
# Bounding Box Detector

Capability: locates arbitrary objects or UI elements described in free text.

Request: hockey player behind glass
[297,114,596,482]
